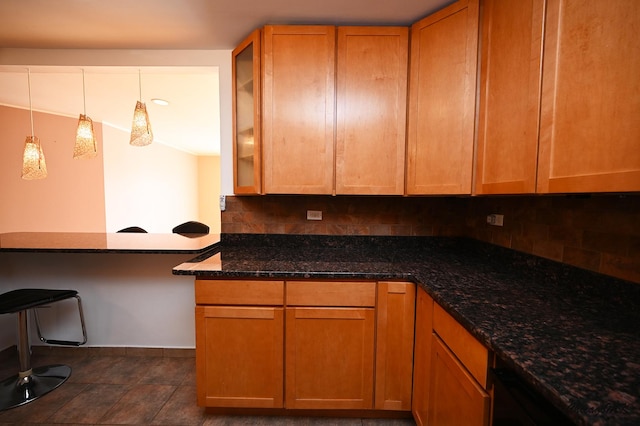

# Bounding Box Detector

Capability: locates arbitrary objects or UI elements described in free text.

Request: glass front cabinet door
[232,29,262,194]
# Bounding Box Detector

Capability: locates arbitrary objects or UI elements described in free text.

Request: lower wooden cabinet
[285,307,375,409]
[413,287,492,425]
[195,305,284,408]
[375,281,416,410]
[195,278,415,412]
[411,287,434,425]
[428,335,491,426]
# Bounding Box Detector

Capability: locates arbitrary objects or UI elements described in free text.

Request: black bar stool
[0,289,87,411]
[172,221,209,235]
[117,226,147,233]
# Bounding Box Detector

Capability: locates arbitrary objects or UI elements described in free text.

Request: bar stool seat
[172,221,209,236]
[0,289,87,411]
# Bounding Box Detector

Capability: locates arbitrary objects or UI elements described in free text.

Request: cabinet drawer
[286,281,376,307]
[433,303,489,388]
[195,279,284,306]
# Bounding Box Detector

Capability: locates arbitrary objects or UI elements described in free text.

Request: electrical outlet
[219,195,226,211]
[306,210,322,221]
[486,214,504,226]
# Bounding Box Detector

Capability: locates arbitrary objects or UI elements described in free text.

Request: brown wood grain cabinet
[432,303,490,389]
[262,25,336,194]
[235,25,409,195]
[195,279,415,412]
[406,0,479,195]
[232,29,262,194]
[428,335,491,426]
[194,279,284,408]
[537,0,640,193]
[428,302,491,425]
[235,1,639,197]
[411,287,434,426]
[285,307,375,409]
[285,280,376,409]
[375,281,416,410]
[474,0,544,194]
[476,0,640,194]
[412,287,492,425]
[335,27,408,195]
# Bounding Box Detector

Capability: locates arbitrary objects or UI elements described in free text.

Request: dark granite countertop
[173,234,640,426]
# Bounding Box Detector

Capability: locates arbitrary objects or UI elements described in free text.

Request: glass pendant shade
[21,136,48,180]
[73,114,97,159]
[130,100,153,146]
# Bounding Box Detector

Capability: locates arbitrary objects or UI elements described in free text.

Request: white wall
[198,156,222,234]
[0,252,198,349]
[102,124,200,233]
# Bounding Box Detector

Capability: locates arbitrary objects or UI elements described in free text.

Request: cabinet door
[232,29,262,194]
[428,335,490,426]
[474,0,544,194]
[412,287,434,426]
[375,282,415,410]
[195,306,284,408]
[285,307,375,409]
[537,0,640,193]
[335,27,408,195]
[406,0,479,195]
[263,25,336,194]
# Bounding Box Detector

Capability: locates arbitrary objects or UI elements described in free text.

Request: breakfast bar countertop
[0,232,221,254]
[173,234,640,426]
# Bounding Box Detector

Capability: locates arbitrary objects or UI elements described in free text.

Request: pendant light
[129,70,153,146]
[73,69,97,159]
[21,69,48,180]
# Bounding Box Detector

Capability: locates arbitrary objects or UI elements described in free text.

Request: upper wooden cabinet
[234,1,639,196]
[474,0,544,194]
[336,27,408,195]
[475,0,640,194]
[406,0,479,195]
[537,0,640,193]
[262,25,336,194]
[234,25,409,195]
[232,29,262,194]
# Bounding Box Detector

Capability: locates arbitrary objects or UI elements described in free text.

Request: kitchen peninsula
[0,231,220,253]
[174,234,640,426]
[0,232,220,349]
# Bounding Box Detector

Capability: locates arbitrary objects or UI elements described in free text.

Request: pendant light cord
[82,69,87,115]
[27,68,34,137]
[138,69,142,102]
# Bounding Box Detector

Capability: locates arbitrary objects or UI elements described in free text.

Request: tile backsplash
[221,194,639,283]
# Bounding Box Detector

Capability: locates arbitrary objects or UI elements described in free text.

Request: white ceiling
[0,0,452,156]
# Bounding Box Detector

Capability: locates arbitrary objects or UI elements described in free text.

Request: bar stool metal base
[0,364,71,411]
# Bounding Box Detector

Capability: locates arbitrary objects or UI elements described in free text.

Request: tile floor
[0,347,416,425]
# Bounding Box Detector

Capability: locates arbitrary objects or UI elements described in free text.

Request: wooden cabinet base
[202,407,414,419]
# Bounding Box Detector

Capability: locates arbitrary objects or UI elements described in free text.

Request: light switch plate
[486,214,504,226]
[307,210,322,220]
